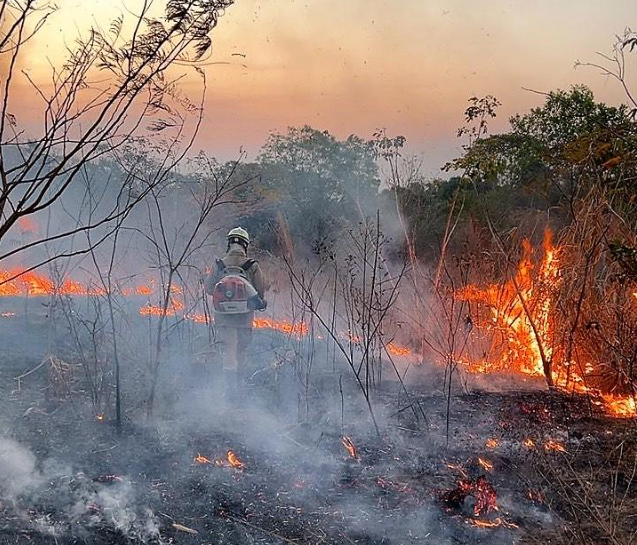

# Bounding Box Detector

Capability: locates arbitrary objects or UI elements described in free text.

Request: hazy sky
[23,0,637,174]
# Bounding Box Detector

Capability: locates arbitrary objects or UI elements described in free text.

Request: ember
[485,438,499,449]
[468,517,519,529]
[441,475,498,517]
[477,457,493,472]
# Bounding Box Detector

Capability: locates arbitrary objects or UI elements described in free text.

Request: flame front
[456,230,637,418]
[457,231,558,377]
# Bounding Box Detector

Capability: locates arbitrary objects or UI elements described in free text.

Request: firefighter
[204,227,268,384]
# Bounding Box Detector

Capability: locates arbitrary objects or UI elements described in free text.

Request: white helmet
[227,227,250,247]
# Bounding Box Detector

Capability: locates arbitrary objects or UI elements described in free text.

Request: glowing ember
[226,450,245,470]
[473,475,498,516]
[477,457,493,472]
[341,436,358,460]
[523,438,536,450]
[543,440,566,453]
[441,475,497,517]
[468,517,519,529]
[485,438,499,449]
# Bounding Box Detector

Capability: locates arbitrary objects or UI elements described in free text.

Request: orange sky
[21,0,637,173]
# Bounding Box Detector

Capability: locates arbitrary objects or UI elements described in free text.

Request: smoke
[0,436,160,543]
[0,436,42,499]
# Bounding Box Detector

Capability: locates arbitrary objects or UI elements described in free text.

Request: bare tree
[0,0,234,277]
[286,215,407,438]
[136,152,250,414]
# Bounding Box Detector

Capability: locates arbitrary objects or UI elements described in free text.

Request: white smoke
[0,436,42,499]
[0,435,160,543]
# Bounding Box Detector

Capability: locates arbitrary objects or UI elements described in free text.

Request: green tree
[236,126,381,254]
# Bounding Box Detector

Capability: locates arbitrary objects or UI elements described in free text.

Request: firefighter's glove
[249,295,268,311]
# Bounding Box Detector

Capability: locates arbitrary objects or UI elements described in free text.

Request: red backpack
[212,259,264,314]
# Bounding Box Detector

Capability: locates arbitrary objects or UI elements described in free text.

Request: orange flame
[226,450,245,470]
[477,457,493,472]
[253,317,308,337]
[341,436,358,460]
[485,438,499,450]
[468,517,519,529]
[457,230,558,377]
[194,453,213,465]
[387,342,412,357]
[543,440,566,453]
[456,231,637,419]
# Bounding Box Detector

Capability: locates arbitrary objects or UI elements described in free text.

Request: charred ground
[1,308,635,545]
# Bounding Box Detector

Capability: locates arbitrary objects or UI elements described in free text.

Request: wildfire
[457,230,558,377]
[341,436,358,460]
[96,413,105,422]
[456,231,637,419]
[0,268,417,360]
[601,394,636,418]
[0,268,90,296]
[253,317,308,337]
[1,310,15,318]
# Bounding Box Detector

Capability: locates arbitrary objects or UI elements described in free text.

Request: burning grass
[456,230,637,418]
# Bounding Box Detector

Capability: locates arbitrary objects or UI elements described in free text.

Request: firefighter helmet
[227,227,250,247]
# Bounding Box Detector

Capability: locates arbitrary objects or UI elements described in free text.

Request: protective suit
[204,229,268,378]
